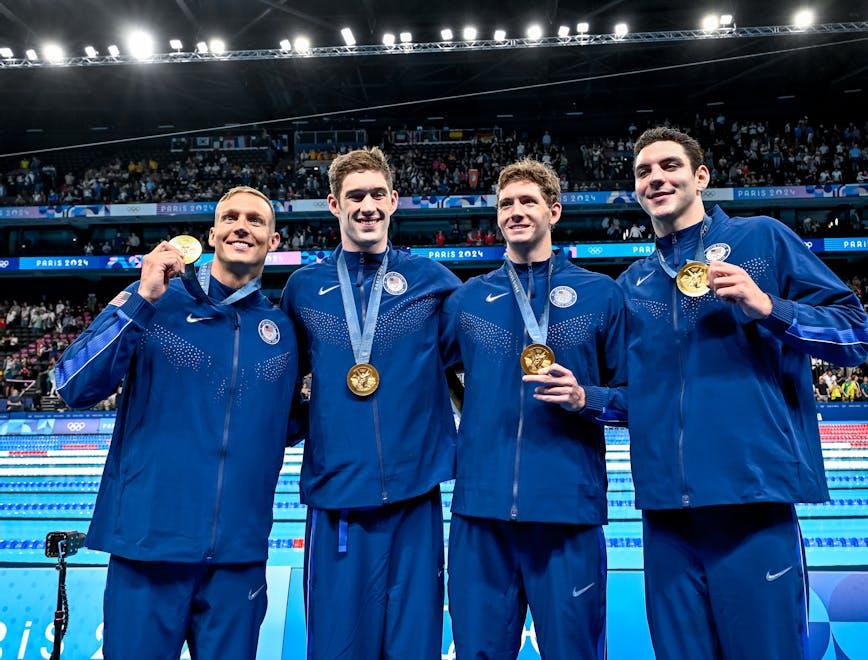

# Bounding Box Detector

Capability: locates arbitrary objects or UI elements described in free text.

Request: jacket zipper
[207,311,240,559]
[510,263,532,519]
[357,253,388,503]
[671,234,690,507]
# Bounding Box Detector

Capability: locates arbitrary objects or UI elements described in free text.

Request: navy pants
[303,487,445,659]
[103,555,268,660]
[448,513,606,660]
[643,503,809,660]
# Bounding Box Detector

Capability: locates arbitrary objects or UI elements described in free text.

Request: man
[618,127,868,659]
[441,159,626,659]
[280,147,460,658]
[56,186,297,659]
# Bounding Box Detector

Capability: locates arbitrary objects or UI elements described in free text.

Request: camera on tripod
[45,531,87,558]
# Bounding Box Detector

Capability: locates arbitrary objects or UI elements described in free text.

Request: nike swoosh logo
[766,566,793,582]
[572,582,595,597]
[636,272,654,286]
[485,292,509,303]
[186,314,214,323]
[319,284,340,295]
[248,583,266,600]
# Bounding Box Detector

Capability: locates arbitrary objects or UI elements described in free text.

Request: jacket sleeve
[439,287,464,369]
[582,280,629,426]
[56,285,157,409]
[280,275,311,447]
[760,222,868,366]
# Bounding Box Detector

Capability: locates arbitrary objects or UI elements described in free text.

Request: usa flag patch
[108,291,132,307]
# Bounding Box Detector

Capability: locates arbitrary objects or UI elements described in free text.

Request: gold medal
[168,234,203,265]
[347,363,380,397]
[520,343,556,375]
[675,261,710,297]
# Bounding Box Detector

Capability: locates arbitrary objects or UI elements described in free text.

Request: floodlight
[441,28,453,41]
[209,39,226,55]
[43,43,64,64]
[382,33,396,46]
[614,23,629,37]
[462,26,477,40]
[25,49,38,61]
[576,22,589,34]
[526,24,543,41]
[279,39,291,51]
[493,29,507,41]
[169,39,183,50]
[793,9,814,28]
[558,25,570,37]
[84,46,97,58]
[719,14,733,26]
[341,28,356,46]
[127,30,155,60]
[702,15,719,31]
[108,44,120,57]
[0,48,14,58]
[195,42,208,54]
[400,32,412,43]
[294,36,311,53]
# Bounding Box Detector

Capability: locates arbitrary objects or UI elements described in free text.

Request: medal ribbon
[182,261,262,305]
[655,215,712,279]
[504,257,554,346]
[337,249,389,365]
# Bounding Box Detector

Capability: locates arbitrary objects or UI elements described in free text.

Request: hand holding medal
[522,363,587,412]
[137,239,193,303]
[707,261,773,319]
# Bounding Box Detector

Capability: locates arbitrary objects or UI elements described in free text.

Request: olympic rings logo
[66,422,86,432]
[0,260,9,268]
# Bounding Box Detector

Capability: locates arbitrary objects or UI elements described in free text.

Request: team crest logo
[258,319,280,345]
[704,243,731,262]
[383,271,408,295]
[550,286,578,308]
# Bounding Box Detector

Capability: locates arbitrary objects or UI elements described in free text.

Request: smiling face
[634,140,709,233]
[328,169,398,253]
[209,191,280,276]
[497,179,561,261]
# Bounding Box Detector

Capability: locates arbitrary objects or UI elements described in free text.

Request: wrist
[137,284,159,304]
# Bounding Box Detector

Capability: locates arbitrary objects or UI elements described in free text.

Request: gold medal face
[168,234,203,265]
[347,363,380,397]
[676,262,710,297]
[520,343,556,375]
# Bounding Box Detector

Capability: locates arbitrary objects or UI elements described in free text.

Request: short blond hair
[215,186,275,228]
[496,159,561,207]
[328,147,393,199]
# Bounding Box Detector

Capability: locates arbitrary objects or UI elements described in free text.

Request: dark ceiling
[0,0,866,153]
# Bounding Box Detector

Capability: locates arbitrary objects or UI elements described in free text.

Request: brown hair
[496,159,561,207]
[634,127,705,172]
[215,186,275,228]
[328,147,393,199]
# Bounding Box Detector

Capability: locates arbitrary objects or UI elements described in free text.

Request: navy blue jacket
[442,249,627,525]
[56,278,298,563]
[617,205,868,510]
[281,245,461,509]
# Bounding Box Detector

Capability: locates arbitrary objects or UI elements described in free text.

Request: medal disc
[168,234,203,265]
[676,262,710,297]
[347,363,380,397]
[520,343,556,375]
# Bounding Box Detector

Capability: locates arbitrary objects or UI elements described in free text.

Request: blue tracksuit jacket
[280,245,461,509]
[56,278,298,563]
[441,249,628,524]
[617,205,868,510]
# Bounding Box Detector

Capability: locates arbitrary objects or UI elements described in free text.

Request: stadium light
[614,23,629,37]
[341,28,356,46]
[577,22,590,34]
[794,9,814,28]
[493,29,507,41]
[84,46,97,58]
[719,14,734,26]
[400,32,412,43]
[382,33,396,46]
[169,39,183,50]
[462,26,477,40]
[557,25,570,37]
[25,49,38,61]
[43,43,64,64]
[0,47,13,58]
[107,44,120,57]
[195,41,208,54]
[526,24,543,41]
[279,39,291,51]
[209,39,226,55]
[701,15,720,31]
[294,36,311,53]
[441,28,453,41]
[127,30,155,60]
